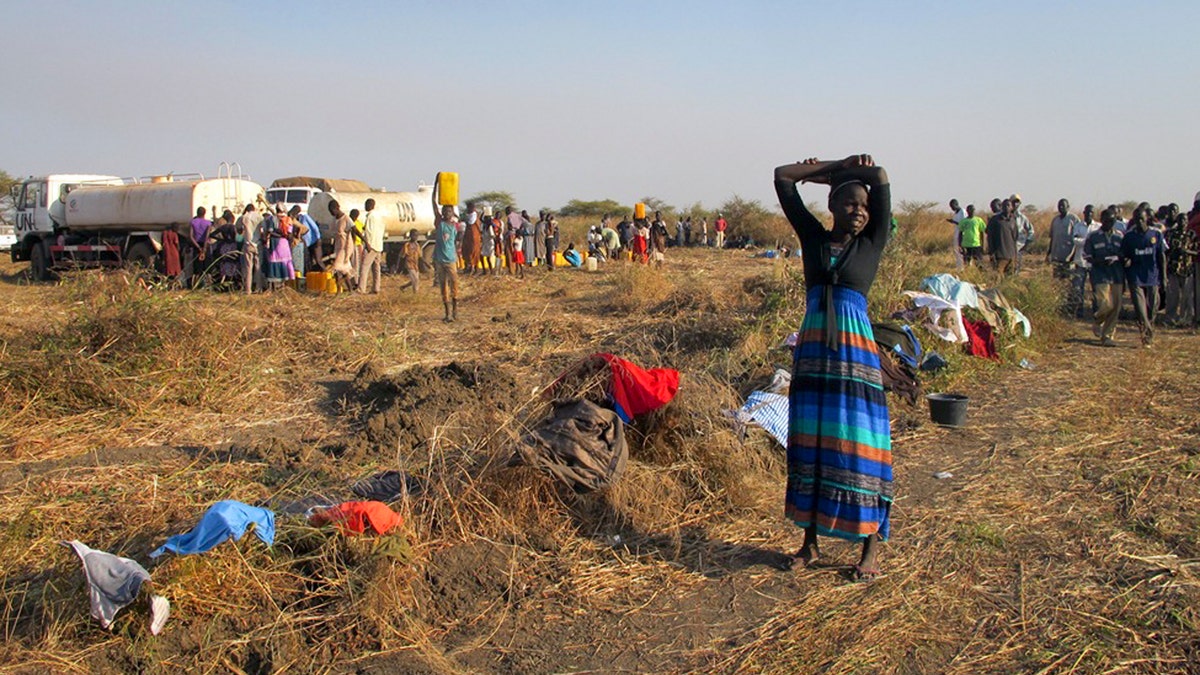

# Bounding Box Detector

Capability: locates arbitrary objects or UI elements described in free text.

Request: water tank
[64,178,264,231]
[308,186,436,240]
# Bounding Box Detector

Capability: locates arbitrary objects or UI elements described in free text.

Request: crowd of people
[160,200,387,296]
[947,195,1200,346]
[583,211,729,266]
[158,199,738,302]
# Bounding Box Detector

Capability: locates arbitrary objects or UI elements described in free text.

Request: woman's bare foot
[852,534,881,581]
[795,543,820,568]
[785,526,821,570]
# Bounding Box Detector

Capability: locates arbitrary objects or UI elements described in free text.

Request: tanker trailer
[307,184,438,270]
[11,170,264,281]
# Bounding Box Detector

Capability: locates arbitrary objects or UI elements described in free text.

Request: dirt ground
[1,249,1198,674]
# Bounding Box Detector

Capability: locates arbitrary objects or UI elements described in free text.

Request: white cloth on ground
[920,273,981,309]
[902,291,969,343]
[767,368,791,394]
[919,273,1032,338]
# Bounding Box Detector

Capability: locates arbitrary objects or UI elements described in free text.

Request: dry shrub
[606,263,674,312]
[468,466,576,545]
[629,372,781,513]
[994,269,1070,347]
[0,273,281,457]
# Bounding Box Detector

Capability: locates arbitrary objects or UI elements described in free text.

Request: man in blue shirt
[433,205,459,322]
[1121,205,1167,347]
[1083,208,1124,346]
[289,205,323,272]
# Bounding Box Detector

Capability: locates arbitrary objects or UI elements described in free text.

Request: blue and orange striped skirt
[786,285,893,541]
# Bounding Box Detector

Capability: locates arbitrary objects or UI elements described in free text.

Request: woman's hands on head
[776,154,886,185]
[843,154,874,168]
[798,155,874,184]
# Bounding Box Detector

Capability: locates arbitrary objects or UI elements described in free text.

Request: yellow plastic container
[305,271,323,292]
[323,271,337,294]
[436,172,459,206]
[634,202,646,220]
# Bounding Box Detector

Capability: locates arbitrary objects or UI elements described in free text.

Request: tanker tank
[308,186,436,240]
[64,178,265,232]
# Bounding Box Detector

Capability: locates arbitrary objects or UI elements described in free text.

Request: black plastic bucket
[927,393,968,427]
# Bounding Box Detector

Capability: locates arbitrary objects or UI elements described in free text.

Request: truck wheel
[126,241,157,271]
[29,241,52,282]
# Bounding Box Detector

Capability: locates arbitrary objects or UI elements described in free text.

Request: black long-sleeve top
[774,179,892,294]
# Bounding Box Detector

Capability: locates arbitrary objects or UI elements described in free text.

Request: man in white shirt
[1046,199,1081,273]
[1062,202,1095,316]
[236,203,264,294]
[947,199,966,270]
[358,198,384,294]
[1011,193,1035,272]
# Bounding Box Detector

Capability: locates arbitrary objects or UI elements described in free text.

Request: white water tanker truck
[307,182,444,267]
[9,164,264,280]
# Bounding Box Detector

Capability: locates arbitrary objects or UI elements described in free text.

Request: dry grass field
[1,211,1197,674]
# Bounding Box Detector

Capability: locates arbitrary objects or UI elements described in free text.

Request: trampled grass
[0,210,1194,674]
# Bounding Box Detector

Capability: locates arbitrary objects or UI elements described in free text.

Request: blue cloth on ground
[921,273,980,309]
[150,500,275,558]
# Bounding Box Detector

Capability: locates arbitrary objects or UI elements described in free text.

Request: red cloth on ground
[962,318,1000,360]
[308,501,403,535]
[596,353,680,422]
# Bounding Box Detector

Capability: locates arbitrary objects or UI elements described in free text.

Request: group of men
[948,194,1200,347]
[947,195,1035,274]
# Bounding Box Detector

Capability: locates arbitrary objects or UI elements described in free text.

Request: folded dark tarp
[515,399,628,492]
[351,470,422,502]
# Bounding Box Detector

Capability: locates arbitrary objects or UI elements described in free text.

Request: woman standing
[479,213,496,273]
[264,214,295,291]
[501,213,517,276]
[162,223,182,282]
[773,154,892,580]
[462,207,482,274]
[328,199,357,293]
[520,210,536,268]
[633,218,650,263]
[289,215,308,281]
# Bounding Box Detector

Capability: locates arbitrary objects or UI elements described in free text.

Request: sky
[3,1,1199,213]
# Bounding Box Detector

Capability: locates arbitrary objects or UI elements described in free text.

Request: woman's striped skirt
[786,285,893,541]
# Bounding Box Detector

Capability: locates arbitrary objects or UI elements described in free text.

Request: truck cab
[10,175,123,262]
[265,186,321,215]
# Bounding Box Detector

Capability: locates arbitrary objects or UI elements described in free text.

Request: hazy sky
[4,1,1199,213]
